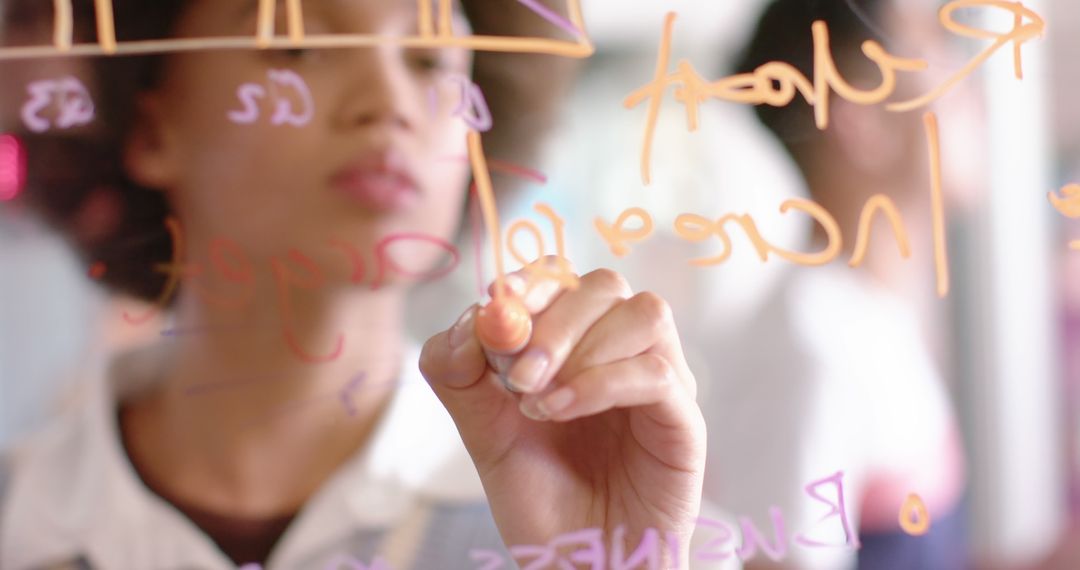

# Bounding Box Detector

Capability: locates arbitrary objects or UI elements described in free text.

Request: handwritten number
[268,69,315,126]
[228,70,313,126]
[228,83,266,124]
[55,77,95,129]
[21,77,94,133]
[21,82,53,133]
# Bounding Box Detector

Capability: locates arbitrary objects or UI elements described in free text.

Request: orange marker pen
[475,293,533,389]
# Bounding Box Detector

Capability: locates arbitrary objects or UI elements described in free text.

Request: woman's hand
[420,265,705,565]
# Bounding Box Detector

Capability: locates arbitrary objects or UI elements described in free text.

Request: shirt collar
[4,341,484,569]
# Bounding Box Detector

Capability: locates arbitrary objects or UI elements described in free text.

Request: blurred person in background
[698,0,976,567]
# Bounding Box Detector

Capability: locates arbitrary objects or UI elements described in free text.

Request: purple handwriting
[182,372,293,396]
[470,471,861,569]
[208,371,409,430]
[446,74,493,132]
[228,69,314,126]
[301,472,921,569]
[339,372,367,416]
[21,76,94,133]
[471,526,681,570]
[323,554,392,570]
[161,319,270,338]
[695,471,858,564]
[514,0,583,37]
[240,558,391,570]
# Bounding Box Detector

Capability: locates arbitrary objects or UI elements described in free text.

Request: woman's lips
[331,160,420,213]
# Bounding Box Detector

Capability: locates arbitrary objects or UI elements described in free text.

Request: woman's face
[128,0,474,283]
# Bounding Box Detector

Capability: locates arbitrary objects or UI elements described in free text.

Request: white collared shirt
[0,344,502,570]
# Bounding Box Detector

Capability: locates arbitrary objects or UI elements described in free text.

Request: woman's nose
[332,49,419,133]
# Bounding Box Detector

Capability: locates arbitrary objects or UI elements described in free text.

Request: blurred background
[1,0,1078,568]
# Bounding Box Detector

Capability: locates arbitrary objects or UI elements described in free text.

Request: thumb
[420,305,516,444]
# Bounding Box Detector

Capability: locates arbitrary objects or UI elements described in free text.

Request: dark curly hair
[3,0,579,302]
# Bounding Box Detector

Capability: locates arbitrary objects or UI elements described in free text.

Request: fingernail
[449,306,476,349]
[538,387,574,418]
[487,352,515,380]
[508,349,549,392]
[519,397,548,421]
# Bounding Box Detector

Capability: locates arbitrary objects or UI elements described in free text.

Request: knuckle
[584,268,631,296]
[541,254,575,273]
[630,291,673,333]
[640,353,676,385]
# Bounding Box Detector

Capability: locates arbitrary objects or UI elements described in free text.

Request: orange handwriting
[598,115,951,295]
[1049,184,1080,219]
[923,113,950,297]
[507,203,579,288]
[29,0,592,61]
[898,493,932,536]
[603,190,905,271]
[594,207,654,257]
[624,0,1044,186]
[672,200,843,268]
[467,131,578,297]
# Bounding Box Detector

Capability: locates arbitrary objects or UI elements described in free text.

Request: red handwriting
[123,217,461,363]
[271,248,344,363]
[370,233,461,290]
